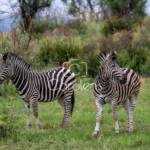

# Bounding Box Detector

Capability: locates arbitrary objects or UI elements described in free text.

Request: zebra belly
[98,94,112,104]
[37,89,64,102]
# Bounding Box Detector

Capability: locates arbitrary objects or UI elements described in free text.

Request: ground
[0,79,150,150]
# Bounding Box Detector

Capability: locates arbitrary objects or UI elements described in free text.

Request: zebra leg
[121,100,129,132]
[31,98,40,129]
[58,95,66,126]
[63,92,72,126]
[21,99,31,128]
[112,102,119,135]
[92,99,104,137]
[129,95,136,132]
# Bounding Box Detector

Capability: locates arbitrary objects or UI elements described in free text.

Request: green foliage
[32,17,59,36]
[68,0,77,15]
[66,21,87,34]
[0,30,35,64]
[99,34,150,75]
[38,40,55,65]
[116,47,149,74]
[0,98,19,137]
[98,0,147,17]
[18,0,53,32]
[68,44,100,78]
[38,38,82,65]
[79,50,100,78]
[140,59,150,75]
[102,16,139,36]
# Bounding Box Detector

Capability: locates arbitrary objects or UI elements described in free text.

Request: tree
[99,0,147,17]
[0,0,53,51]
[19,0,53,33]
[61,0,101,20]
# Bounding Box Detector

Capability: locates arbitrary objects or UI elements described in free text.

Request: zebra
[0,52,76,129]
[92,51,140,137]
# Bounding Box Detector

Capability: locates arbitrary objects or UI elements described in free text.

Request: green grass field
[0,79,150,150]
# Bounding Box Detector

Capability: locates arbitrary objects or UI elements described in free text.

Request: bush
[38,40,55,65]
[116,47,149,74]
[38,37,82,65]
[79,50,100,78]
[0,98,19,137]
[102,16,140,37]
[0,28,35,64]
[99,34,150,75]
[68,44,100,78]
[66,21,87,34]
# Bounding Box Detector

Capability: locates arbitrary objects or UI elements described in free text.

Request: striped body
[94,68,140,104]
[92,51,141,137]
[0,53,76,128]
[11,67,75,102]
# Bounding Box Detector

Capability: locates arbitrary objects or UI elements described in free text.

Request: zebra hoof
[92,134,97,138]
[36,124,40,129]
[63,124,69,127]
[59,123,64,126]
[26,124,31,129]
[125,130,129,133]
[27,124,31,128]
[92,131,99,138]
[115,133,119,136]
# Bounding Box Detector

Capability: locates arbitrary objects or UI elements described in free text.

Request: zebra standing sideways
[92,51,140,137]
[0,52,76,128]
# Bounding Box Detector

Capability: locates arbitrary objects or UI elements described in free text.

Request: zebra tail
[71,91,75,116]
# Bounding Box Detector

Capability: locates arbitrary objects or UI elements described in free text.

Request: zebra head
[97,51,127,84]
[0,52,15,84]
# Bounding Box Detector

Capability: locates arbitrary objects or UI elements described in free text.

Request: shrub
[68,44,100,78]
[0,28,35,64]
[66,21,87,34]
[0,98,19,137]
[99,34,150,75]
[79,50,100,78]
[101,16,140,37]
[38,40,55,65]
[116,47,149,74]
[38,37,82,66]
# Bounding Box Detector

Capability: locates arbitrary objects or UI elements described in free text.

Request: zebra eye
[112,64,115,67]
[5,65,9,68]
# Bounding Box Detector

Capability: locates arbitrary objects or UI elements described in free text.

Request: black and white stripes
[92,51,140,137]
[0,52,76,128]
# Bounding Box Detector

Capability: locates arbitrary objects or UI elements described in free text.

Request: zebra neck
[97,77,111,91]
[97,69,112,92]
[10,65,30,90]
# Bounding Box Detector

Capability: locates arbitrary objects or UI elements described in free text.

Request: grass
[0,78,150,150]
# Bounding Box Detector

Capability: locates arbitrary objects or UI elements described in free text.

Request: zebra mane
[3,52,30,70]
[97,51,117,62]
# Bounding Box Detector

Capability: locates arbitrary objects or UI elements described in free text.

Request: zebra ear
[0,53,3,59]
[110,51,117,60]
[3,52,12,61]
[7,52,11,60]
